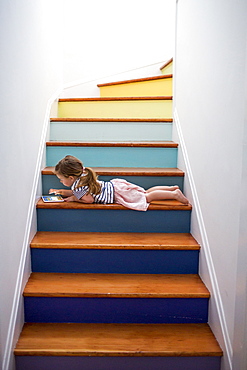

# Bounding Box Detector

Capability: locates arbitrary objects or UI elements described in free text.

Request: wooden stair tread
[24,273,209,298]
[42,166,184,177]
[36,199,192,210]
[14,322,223,356]
[160,58,173,71]
[97,74,173,87]
[59,96,172,102]
[50,118,173,123]
[31,231,200,250]
[46,141,178,148]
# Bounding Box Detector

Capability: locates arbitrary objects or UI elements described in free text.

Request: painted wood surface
[36,199,190,210]
[58,97,172,119]
[15,355,222,370]
[46,145,178,167]
[24,273,209,298]
[31,248,199,274]
[23,273,209,323]
[24,296,209,323]
[15,323,222,356]
[31,231,199,250]
[98,75,173,97]
[160,58,173,74]
[37,207,191,233]
[50,120,173,141]
[42,166,184,176]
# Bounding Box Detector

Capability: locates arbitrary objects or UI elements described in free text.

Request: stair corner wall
[172,107,231,369]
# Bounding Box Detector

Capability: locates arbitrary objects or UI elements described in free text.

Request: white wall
[62,0,176,85]
[0,1,63,369]
[60,61,167,98]
[174,1,247,369]
[232,59,247,368]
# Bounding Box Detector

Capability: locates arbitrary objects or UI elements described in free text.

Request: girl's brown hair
[55,155,101,195]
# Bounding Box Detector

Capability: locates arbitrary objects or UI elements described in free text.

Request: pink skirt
[111,178,149,211]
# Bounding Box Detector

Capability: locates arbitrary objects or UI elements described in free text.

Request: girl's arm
[64,194,94,203]
[49,189,94,203]
[49,189,73,197]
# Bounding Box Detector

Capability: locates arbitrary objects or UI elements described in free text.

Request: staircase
[14,59,223,370]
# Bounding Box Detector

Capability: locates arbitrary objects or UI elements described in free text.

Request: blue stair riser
[46,146,178,168]
[15,355,222,370]
[31,249,199,274]
[42,174,184,195]
[50,121,173,142]
[37,209,191,233]
[24,297,208,324]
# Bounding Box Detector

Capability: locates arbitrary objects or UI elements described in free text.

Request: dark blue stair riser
[42,174,184,195]
[37,209,191,233]
[15,355,222,370]
[46,146,178,168]
[24,297,208,324]
[31,249,199,274]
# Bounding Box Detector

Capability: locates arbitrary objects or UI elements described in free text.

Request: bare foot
[174,189,189,204]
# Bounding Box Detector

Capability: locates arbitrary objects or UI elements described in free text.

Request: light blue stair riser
[15,355,222,370]
[46,146,178,168]
[50,121,173,141]
[24,297,208,324]
[42,174,184,195]
[37,209,191,233]
[31,249,199,274]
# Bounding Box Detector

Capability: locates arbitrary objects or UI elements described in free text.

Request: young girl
[49,155,189,211]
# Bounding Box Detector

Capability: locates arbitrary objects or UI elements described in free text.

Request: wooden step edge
[23,273,210,298]
[46,141,178,148]
[160,58,173,71]
[14,323,223,357]
[59,96,173,102]
[14,349,223,357]
[50,118,173,122]
[42,166,184,177]
[30,243,199,250]
[30,232,200,251]
[23,292,210,298]
[97,74,173,87]
[30,244,199,250]
[36,199,192,211]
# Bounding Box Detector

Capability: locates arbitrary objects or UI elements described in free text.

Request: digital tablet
[42,195,64,202]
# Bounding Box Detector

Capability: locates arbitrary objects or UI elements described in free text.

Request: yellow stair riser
[58,100,172,119]
[100,78,172,98]
[161,63,173,75]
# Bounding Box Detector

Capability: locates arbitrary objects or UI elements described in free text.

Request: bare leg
[146,185,179,193]
[146,188,189,205]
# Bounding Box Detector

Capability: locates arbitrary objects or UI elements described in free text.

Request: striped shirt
[71,177,114,204]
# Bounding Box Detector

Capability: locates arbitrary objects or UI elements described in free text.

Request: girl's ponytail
[76,167,101,195]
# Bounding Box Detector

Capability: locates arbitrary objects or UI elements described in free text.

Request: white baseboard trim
[2,88,62,370]
[173,108,232,370]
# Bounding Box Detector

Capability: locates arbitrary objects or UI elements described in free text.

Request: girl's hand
[49,189,62,195]
[64,195,77,202]
[49,189,73,197]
